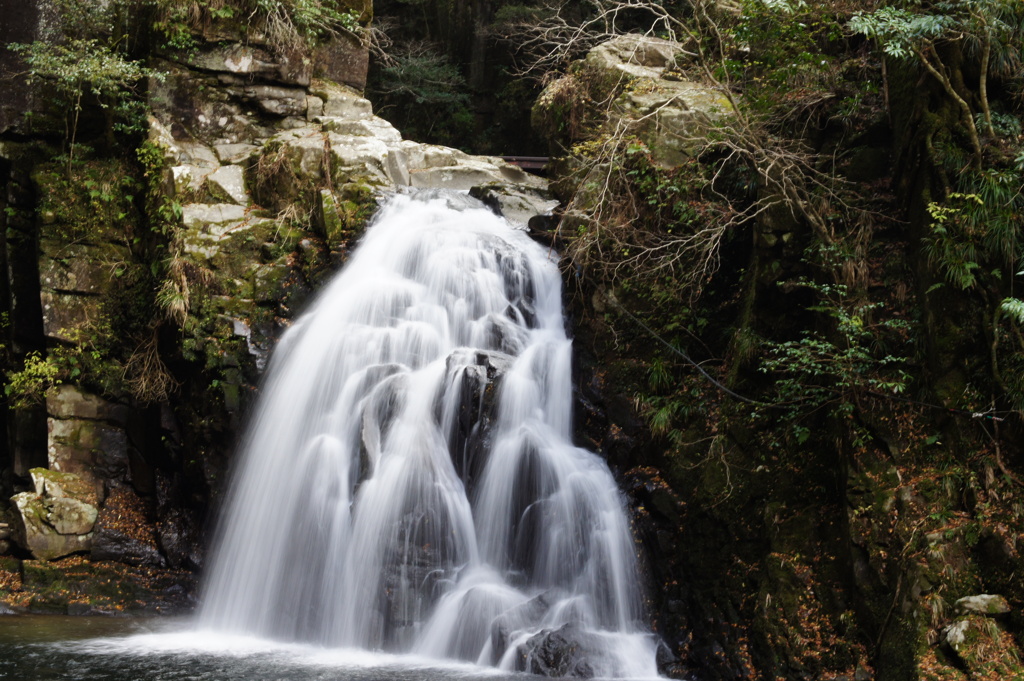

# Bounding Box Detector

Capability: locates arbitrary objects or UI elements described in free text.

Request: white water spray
[199,191,659,677]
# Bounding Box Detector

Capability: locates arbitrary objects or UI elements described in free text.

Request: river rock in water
[514,623,603,678]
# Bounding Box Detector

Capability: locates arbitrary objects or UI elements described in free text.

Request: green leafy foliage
[758,282,911,437]
[13,38,155,168]
[723,0,847,116]
[34,156,141,243]
[136,141,183,239]
[4,325,125,408]
[151,0,367,52]
[848,7,952,60]
[851,0,1022,64]
[851,0,1024,161]
[13,39,148,102]
[926,168,1024,292]
[4,352,62,409]
[1001,297,1024,324]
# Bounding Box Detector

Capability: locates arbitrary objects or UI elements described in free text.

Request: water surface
[0,616,529,681]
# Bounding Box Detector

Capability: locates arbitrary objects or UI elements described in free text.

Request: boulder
[40,291,104,344]
[183,43,311,87]
[233,85,308,117]
[157,506,204,570]
[170,141,221,192]
[30,467,99,507]
[327,133,393,184]
[38,242,118,294]
[148,63,274,145]
[214,143,258,164]
[535,35,733,167]
[943,614,1021,677]
[46,385,128,424]
[585,34,688,78]
[490,591,559,662]
[146,116,181,164]
[403,147,541,192]
[205,165,249,205]
[442,349,517,494]
[469,182,559,230]
[955,594,1011,616]
[311,80,373,119]
[321,116,403,144]
[9,482,98,561]
[181,203,247,229]
[317,189,349,244]
[312,33,370,91]
[306,95,324,120]
[178,141,220,172]
[408,161,520,191]
[254,83,552,206]
[611,81,734,166]
[48,416,129,489]
[514,623,605,678]
[46,497,97,535]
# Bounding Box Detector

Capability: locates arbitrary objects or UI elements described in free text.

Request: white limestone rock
[955,594,1011,616]
[214,143,258,164]
[182,203,247,229]
[206,165,250,205]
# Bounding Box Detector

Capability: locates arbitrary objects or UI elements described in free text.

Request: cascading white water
[198,191,659,678]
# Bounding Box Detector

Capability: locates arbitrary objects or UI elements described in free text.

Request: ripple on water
[0,616,534,681]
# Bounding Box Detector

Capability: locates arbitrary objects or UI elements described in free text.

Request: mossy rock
[22,560,66,590]
[944,614,1024,677]
[29,468,98,507]
[32,158,140,243]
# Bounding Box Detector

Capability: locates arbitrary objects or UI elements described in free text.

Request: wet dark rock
[156,507,204,571]
[514,623,602,678]
[656,638,682,676]
[489,591,558,662]
[442,350,513,494]
[527,214,561,247]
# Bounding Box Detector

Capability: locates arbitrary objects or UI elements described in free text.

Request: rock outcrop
[514,623,605,679]
[1,6,558,610]
[534,35,733,166]
[9,469,98,561]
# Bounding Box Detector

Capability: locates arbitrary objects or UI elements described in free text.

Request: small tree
[850,0,1024,166]
[14,38,151,172]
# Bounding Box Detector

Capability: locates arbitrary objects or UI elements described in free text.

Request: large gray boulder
[536,34,733,167]
[9,469,99,560]
[585,34,688,78]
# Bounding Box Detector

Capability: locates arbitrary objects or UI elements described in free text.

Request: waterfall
[198,191,659,678]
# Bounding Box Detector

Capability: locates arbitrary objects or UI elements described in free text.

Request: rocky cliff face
[544,33,1024,681]
[0,0,554,614]
[2,4,1023,681]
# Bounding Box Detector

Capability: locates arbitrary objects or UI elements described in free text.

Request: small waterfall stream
[198,191,659,677]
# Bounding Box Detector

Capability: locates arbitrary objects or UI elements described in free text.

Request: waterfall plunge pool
[0,615,634,681]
